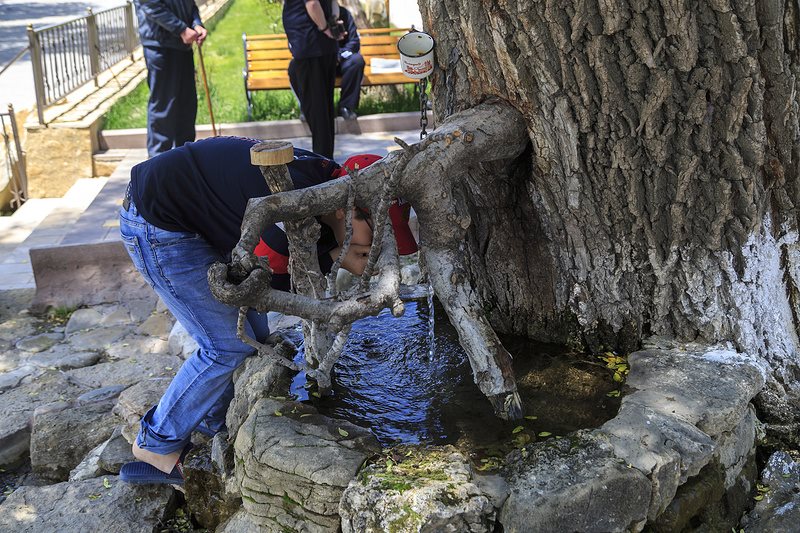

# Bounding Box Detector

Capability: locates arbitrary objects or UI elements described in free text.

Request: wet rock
[22,343,101,369]
[234,398,380,531]
[30,399,118,481]
[136,312,175,339]
[104,334,171,360]
[741,451,800,533]
[184,439,241,530]
[0,370,88,466]
[0,365,42,392]
[64,308,104,334]
[168,320,198,359]
[98,427,135,474]
[500,432,650,533]
[65,354,181,389]
[16,331,63,353]
[0,476,176,532]
[340,445,496,533]
[67,325,131,351]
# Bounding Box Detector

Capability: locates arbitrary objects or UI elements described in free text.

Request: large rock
[104,334,171,360]
[0,476,176,532]
[16,332,63,353]
[64,308,105,334]
[30,398,118,481]
[227,350,291,438]
[0,349,21,372]
[167,320,199,359]
[184,439,241,530]
[98,427,135,474]
[741,451,800,533]
[136,312,175,339]
[0,365,42,392]
[22,343,101,370]
[500,432,651,533]
[65,354,181,389]
[113,377,171,443]
[234,398,380,532]
[0,370,89,466]
[66,325,132,352]
[340,445,496,532]
[0,315,38,350]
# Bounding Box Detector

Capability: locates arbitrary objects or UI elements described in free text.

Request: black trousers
[288,54,337,158]
[337,52,365,111]
[143,46,197,158]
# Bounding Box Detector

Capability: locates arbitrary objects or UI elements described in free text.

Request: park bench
[242,27,411,119]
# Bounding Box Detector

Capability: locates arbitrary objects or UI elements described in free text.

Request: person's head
[329,155,418,255]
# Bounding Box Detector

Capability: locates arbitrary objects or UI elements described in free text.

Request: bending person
[117,136,416,484]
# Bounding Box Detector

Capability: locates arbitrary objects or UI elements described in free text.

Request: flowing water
[289,298,621,450]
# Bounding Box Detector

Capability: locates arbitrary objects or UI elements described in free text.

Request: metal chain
[419,77,429,139]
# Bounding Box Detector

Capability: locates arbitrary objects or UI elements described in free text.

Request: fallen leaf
[300,413,312,418]
[338,427,349,437]
[538,431,552,437]
[274,410,282,417]
[524,415,538,420]
[512,425,525,434]
[103,477,111,489]
[311,392,321,398]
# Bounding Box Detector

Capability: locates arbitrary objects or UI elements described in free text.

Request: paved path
[0,129,421,292]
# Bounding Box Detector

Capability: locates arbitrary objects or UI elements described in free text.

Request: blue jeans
[119,200,268,455]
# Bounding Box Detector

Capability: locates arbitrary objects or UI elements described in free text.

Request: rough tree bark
[415,0,800,436]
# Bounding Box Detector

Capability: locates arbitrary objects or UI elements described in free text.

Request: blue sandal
[119,444,192,485]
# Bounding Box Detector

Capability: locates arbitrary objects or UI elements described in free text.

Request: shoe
[340,107,357,121]
[119,443,192,485]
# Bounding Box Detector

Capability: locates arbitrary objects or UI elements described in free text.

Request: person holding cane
[134,0,208,158]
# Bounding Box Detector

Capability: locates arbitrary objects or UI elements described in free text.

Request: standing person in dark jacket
[290,6,364,121]
[284,0,342,159]
[134,0,207,158]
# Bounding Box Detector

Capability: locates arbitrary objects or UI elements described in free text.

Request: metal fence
[27,3,138,124]
[1,105,28,209]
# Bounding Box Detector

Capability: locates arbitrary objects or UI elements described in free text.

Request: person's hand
[180,27,198,45]
[194,25,208,46]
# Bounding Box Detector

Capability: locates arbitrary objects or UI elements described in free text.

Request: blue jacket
[134,0,203,51]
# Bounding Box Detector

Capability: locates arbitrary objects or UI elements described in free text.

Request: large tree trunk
[417,0,800,424]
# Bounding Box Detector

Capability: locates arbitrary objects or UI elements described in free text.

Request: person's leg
[119,201,267,468]
[338,53,364,114]
[173,49,197,148]
[300,54,337,158]
[144,46,178,158]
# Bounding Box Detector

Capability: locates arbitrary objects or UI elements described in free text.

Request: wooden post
[86,8,100,87]
[27,24,46,125]
[125,1,137,60]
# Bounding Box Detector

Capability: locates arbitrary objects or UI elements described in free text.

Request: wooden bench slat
[247,34,403,51]
[242,28,413,117]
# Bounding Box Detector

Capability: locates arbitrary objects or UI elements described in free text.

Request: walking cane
[197,43,218,136]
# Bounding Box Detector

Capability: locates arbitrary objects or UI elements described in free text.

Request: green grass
[103,0,418,129]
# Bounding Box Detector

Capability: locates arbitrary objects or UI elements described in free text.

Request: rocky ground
[0,282,798,532]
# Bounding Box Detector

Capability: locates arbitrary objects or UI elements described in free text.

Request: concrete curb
[100,111,429,150]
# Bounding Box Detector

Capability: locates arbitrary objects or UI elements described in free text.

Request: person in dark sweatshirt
[117,136,417,484]
[134,0,207,158]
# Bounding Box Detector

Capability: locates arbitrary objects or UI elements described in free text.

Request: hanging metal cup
[397,30,435,80]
